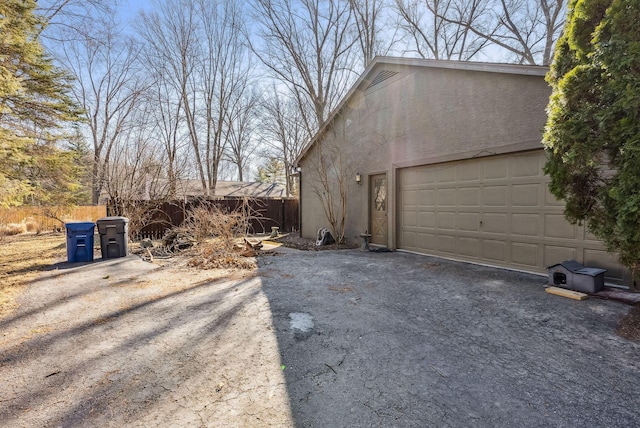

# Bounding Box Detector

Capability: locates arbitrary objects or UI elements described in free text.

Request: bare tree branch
[260,87,309,196]
[138,0,255,194]
[418,0,566,65]
[349,0,399,67]
[58,17,146,204]
[251,0,359,132]
[393,0,490,60]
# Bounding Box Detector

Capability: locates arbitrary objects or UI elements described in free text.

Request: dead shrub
[176,199,263,270]
[162,227,197,252]
[25,218,39,233]
[183,203,243,246]
[109,199,171,240]
[188,239,257,270]
[0,223,27,236]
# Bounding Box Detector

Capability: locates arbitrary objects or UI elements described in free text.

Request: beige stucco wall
[299,63,551,245]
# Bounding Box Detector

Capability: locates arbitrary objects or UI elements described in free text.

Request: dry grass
[0,205,106,233]
[0,233,67,318]
[0,223,27,236]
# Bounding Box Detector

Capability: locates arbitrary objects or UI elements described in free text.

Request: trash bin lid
[96,216,129,224]
[64,221,96,231]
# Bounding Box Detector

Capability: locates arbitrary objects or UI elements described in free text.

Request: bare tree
[143,69,188,197]
[198,0,253,191]
[104,102,175,238]
[349,0,396,67]
[487,0,566,65]
[59,17,146,204]
[36,0,115,41]
[305,137,351,243]
[426,0,566,65]
[138,1,207,192]
[224,89,260,181]
[393,0,490,60]
[104,103,158,203]
[260,88,309,196]
[252,0,359,133]
[139,0,254,193]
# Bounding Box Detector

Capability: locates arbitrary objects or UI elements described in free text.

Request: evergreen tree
[543,0,640,283]
[27,141,88,206]
[255,158,286,186]
[64,126,93,204]
[0,0,81,207]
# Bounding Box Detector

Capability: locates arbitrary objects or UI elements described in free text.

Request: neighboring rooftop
[100,179,290,204]
[204,180,289,199]
[168,179,290,199]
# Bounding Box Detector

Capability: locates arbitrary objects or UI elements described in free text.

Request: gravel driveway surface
[1,248,639,427]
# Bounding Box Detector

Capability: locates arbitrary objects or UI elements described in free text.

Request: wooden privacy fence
[108,198,299,240]
[0,206,107,231]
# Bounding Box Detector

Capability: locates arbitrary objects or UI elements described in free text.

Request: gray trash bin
[96,216,129,259]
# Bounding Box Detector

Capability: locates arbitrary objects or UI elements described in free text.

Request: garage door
[397,150,625,284]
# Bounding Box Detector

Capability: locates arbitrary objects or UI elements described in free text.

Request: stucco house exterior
[296,56,628,285]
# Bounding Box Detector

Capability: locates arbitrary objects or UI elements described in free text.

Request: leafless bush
[182,203,242,248]
[187,242,257,270]
[0,223,27,236]
[178,198,264,270]
[25,218,39,233]
[109,198,171,240]
[182,198,265,243]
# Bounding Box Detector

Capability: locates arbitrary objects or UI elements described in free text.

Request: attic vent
[366,70,399,89]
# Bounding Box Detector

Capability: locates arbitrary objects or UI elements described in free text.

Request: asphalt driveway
[260,248,640,427]
[1,247,639,427]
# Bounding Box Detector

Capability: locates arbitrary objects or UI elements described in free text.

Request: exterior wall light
[356,172,362,185]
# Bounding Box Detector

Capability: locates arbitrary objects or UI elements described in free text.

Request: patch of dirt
[616,304,640,342]
[422,262,441,270]
[328,286,354,293]
[271,232,358,251]
[187,240,258,270]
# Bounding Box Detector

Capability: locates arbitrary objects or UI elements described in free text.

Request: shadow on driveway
[0,256,292,427]
[259,248,640,427]
[3,249,638,427]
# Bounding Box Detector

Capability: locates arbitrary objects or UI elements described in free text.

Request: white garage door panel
[397,151,625,284]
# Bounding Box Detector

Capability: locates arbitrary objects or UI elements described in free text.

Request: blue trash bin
[65,222,96,263]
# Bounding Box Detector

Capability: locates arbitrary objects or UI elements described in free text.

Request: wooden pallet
[545,286,588,301]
